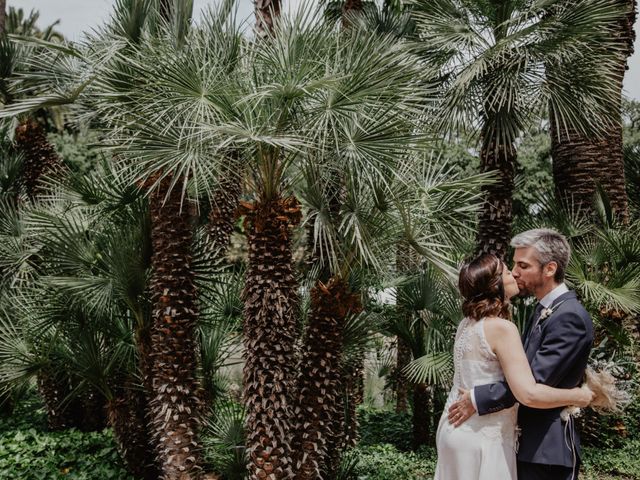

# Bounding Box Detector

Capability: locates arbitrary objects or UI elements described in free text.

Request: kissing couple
[434,228,594,480]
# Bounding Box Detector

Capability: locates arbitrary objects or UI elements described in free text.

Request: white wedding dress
[434,317,519,480]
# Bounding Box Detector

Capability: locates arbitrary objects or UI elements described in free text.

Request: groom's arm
[447,382,516,426]
[450,309,592,425]
[474,381,517,414]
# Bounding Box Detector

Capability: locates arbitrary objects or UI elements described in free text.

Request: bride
[434,253,593,480]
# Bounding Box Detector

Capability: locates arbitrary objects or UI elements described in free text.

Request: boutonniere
[539,307,554,322]
[537,300,567,328]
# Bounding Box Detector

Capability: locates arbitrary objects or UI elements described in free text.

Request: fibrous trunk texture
[394,245,418,414]
[476,125,516,259]
[108,380,159,480]
[550,0,635,223]
[240,195,301,480]
[255,0,280,37]
[148,175,203,480]
[14,119,63,200]
[37,369,75,431]
[344,360,364,448]
[412,383,432,449]
[37,368,107,432]
[75,388,108,432]
[0,0,6,35]
[293,277,359,479]
[207,177,241,256]
[395,338,411,414]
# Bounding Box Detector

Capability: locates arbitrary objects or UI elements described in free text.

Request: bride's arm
[488,320,592,409]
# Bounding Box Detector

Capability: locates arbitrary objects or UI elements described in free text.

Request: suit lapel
[523,290,577,359]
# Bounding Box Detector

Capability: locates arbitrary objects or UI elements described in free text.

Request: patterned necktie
[524,302,544,351]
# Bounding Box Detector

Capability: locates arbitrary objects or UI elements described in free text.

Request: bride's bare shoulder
[483,316,518,335]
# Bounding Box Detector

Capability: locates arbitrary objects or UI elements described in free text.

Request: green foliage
[513,131,553,216]
[582,439,640,479]
[201,400,246,480]
[350,444,436,480]
[48,130,102,174]
[358,407,413,451]
[0,396,132,480]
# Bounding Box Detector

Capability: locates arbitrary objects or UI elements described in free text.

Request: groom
[448,228,594,480]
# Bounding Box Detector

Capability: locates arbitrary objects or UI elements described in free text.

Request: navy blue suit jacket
[474,291,593,467]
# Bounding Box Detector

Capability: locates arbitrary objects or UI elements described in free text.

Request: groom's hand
[448,388,476,427]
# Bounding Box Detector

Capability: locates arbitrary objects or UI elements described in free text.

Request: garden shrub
[358,407,413,451]
[0,396,132,480]
[582,439,640,479]
[0,428,132,480]
[351,444,436,480]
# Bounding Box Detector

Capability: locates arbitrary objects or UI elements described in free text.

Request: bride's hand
[574,386,595,408]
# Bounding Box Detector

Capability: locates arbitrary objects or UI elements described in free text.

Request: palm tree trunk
[344,358,364,447]
[108,379,159,480]
[207,177,240,256]
[255,0,281,37]
[76,388,108,432]
[412,383,431,449]
[550,0,635,223]
[395,338,411,413]
[14,119,64,200]
[240,194,301,480]
[0,0,6,35]
[476,124,516,259]
[148,175,204,479]
[394,244,417,414]
[37,368,75,431]
[294,276,360,479]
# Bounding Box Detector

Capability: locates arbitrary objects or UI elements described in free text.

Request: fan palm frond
[404,350,454,386]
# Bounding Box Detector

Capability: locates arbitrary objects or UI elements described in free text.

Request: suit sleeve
[474,381,517,416]
[474,309,592,416]
[528,310,592,386]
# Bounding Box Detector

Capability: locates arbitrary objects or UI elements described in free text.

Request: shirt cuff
[470,388,478,411]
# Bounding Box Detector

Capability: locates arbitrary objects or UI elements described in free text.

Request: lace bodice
[452,317,504,389]
[441,317,518,441]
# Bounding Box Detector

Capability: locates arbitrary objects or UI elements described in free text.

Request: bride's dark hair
[458,253,511,321]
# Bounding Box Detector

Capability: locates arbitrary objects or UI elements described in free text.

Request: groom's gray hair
[511,228,571,282]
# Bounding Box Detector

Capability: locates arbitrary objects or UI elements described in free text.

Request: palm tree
[0,8,66,200]
[255,0,281,36]
[410,0,626,258]
[549,0,636,223]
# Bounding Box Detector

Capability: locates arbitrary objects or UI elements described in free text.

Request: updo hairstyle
[458,253,511,321]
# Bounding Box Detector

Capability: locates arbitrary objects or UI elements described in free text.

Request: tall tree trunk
[550,0,635,223]
[240,194,301,480]
[108,379,160,480]
[148,175,203,479]
[395,338,411,413]
[0,0,6,35]
[14,119,64,200]
[476,123,516,259]
[293,277,359,479]
[75,388,108,432]
[207,177,241,256]
[255,0,281,37]
[343,358,364,447]
[37,368,75,431]
[394,244,418,414]
[412,383,431,449]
